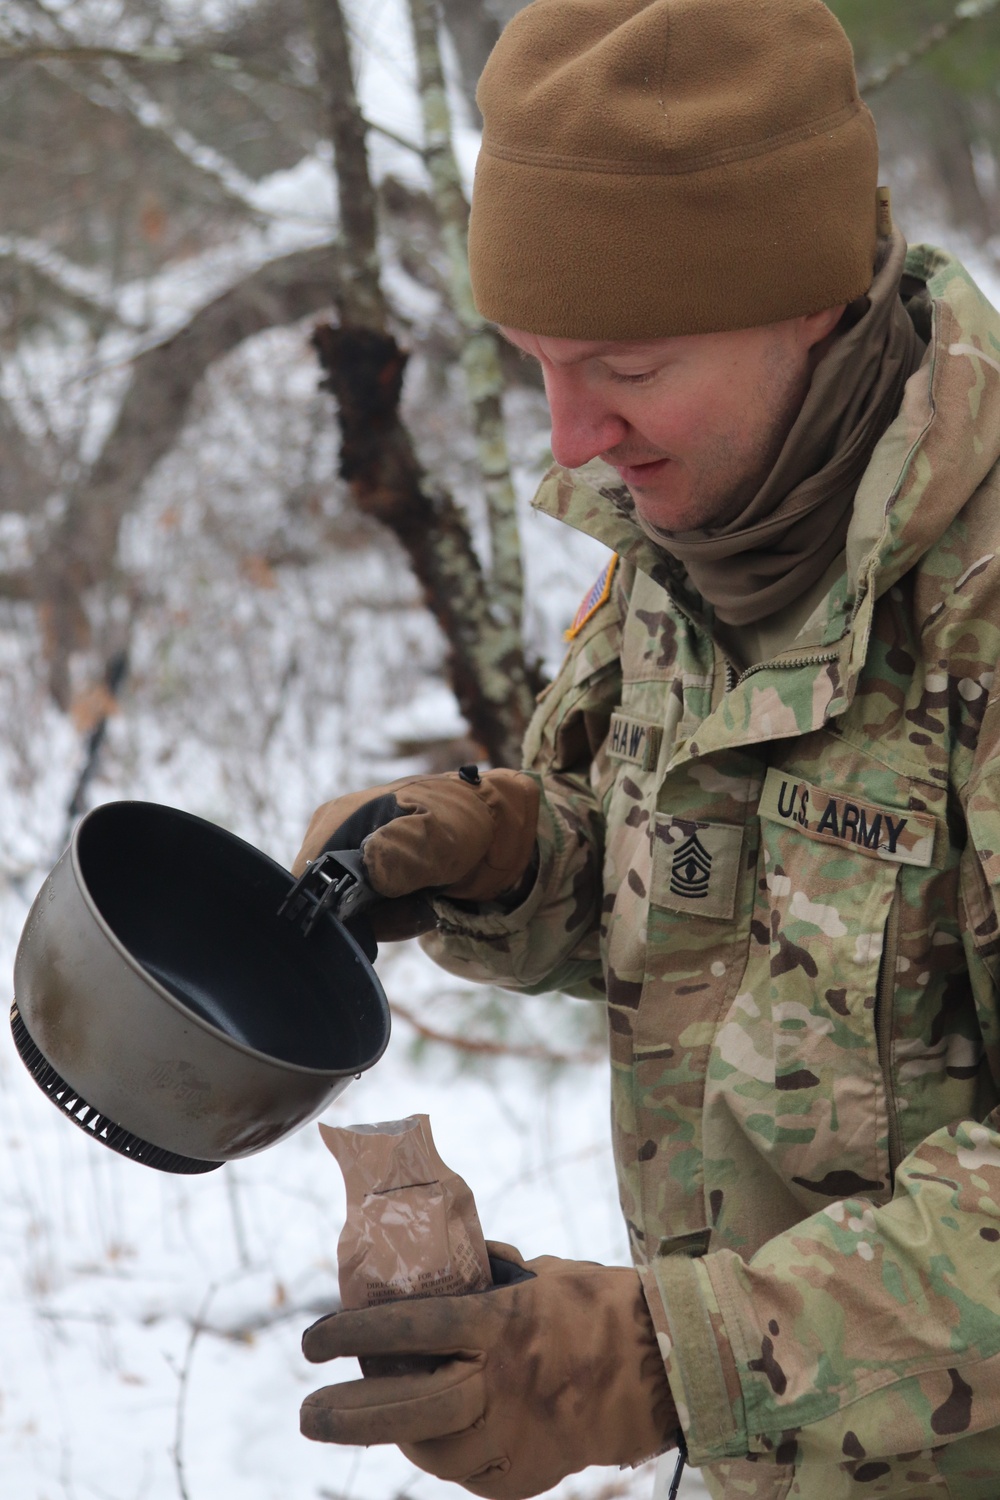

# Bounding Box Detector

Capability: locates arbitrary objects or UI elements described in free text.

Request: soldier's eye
[607,369,657,386]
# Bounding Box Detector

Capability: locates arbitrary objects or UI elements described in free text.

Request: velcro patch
[565,555,618,640]
[651,815,745,921]
[608,712,662,772]
[759,768,936,867]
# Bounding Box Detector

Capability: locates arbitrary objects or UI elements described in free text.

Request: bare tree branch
[64,242,343,571]
[436,0,500,124]
[391,998,602,1065]
[0,239,134,329]
[61,645,130,843]
[0,42,426,160]
[0,42,314,92]
[42,54,264,221]
[859,0,1000,96]
[312,322,539,767]
[3,243,344,703]
[0,388,54,515]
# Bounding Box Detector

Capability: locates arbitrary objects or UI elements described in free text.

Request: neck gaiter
[641,230,925,627]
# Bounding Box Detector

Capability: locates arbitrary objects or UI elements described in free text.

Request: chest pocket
[717,764,942,1209]
[759,768,937,870]
[650,815,746,921]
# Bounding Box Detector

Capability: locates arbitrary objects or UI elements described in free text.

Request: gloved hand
[292,768,540,939]
[299,1244,679,1500]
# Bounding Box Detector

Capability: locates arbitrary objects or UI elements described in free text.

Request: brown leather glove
[293,769,540,937]
[299,1245,678,1500]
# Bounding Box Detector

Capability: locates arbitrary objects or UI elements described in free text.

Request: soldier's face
[500,310,844,533]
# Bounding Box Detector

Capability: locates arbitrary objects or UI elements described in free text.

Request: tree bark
[307,0,387,329]
[436,0,500,125]
[307,0,540,767]
[312,323,538,768]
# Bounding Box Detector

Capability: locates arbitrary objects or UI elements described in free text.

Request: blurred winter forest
[2,1,1000,1497]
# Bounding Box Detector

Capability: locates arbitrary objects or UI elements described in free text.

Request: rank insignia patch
[670,832,713,900]
[651,815,745,920]
[565,555,619,640]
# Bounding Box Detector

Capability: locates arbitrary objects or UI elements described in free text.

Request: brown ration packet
[320,1114,492,1310]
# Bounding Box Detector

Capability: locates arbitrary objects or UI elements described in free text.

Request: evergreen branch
[858,0,1000,95]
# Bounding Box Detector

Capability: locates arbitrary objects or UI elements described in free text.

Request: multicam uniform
[424,246,1000,1498]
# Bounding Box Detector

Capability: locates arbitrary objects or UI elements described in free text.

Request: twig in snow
[170,1283,217,1500]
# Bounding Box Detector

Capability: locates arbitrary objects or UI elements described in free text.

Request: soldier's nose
[544,374,629,470]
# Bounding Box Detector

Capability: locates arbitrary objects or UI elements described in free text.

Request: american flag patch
[565,555,618,640]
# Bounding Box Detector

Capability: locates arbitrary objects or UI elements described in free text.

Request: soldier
[295,0,1000,1496]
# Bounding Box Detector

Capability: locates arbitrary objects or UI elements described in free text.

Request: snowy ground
[0,936,710,1500]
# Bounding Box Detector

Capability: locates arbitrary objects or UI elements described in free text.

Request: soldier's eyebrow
[493,330,672,367]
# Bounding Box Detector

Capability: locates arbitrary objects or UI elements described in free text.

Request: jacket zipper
[733,649,840,688]
[874,884,903,1183]
[721,649,841,695]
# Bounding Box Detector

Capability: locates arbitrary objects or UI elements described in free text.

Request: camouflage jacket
[424,245,1000,1498]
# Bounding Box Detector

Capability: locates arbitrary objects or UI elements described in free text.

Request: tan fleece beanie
[468,0,879,339]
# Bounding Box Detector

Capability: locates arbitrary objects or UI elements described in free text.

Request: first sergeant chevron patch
[565,555,619,640]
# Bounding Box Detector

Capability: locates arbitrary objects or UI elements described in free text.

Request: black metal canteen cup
[10,801,390,1174]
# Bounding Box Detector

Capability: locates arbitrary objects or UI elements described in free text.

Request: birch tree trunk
[408,0,523,635]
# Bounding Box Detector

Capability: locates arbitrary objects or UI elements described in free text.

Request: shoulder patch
[565,555,619,641]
